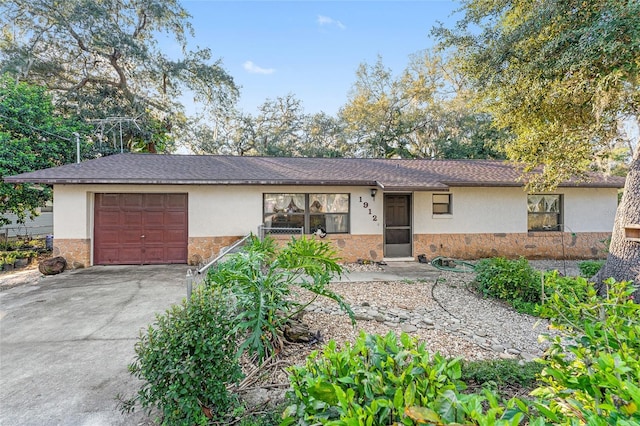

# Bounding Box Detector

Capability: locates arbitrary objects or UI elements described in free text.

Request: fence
[257,225,304,240]
[0,225,53,250]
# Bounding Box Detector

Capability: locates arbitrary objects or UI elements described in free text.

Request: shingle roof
[3,153,626,190]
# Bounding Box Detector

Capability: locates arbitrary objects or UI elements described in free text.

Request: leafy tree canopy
[340,52,508,159]
[0,0,238,153]
[434,0,640,189]
[0,76,90,225]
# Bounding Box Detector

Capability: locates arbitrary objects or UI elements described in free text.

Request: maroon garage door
[94,193,188,265]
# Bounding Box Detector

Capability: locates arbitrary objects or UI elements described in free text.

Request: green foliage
[283,331,471,425]
[578,260,605,278]
[434,0,639,189]
[282,332,550,425]
[340,52,508,159]
[205,235,354,362]
[0,250,37,265]
[534,278,640,423]
[461,359,542,390]
[474,257,542,305]
[474,258,593,315]
[1,0,237,152]
[125,286,243,425]
[0,75,90,225]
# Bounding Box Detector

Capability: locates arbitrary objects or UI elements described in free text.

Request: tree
[0,0,238,152]
[185,110,257,156]
[187,94,349,158]
[253,94,306,156]
[340,52,507,159]
[299,112,351,158]
[435,0,640,296]
[340,56,434,158]
[0,76,90,225]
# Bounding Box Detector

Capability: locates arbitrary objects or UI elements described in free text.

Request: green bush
[541,271,590,304]
[534,278,640,423]
[125,286,243,425]
[282,279,640,425]
[283,331,470,425]
[205,235,354,362]
[461,359,542,390]
[577,260,604,278]
[474,257,542,305]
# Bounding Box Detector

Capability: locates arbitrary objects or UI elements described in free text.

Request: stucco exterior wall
[51,184,616,266]
[413,187,618,234]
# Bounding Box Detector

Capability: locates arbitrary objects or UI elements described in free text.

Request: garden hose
[430,256,476,273]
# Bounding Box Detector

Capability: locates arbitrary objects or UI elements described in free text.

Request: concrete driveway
[0,265,188,425]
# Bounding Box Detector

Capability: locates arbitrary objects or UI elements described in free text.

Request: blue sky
[180,1,462,116]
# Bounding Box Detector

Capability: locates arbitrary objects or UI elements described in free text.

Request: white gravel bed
[293,260,584,362]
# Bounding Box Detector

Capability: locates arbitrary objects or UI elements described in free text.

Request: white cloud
[243,61,275,75]
[317,15,346,30]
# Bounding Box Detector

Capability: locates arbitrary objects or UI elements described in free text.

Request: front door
[384,194,412,258]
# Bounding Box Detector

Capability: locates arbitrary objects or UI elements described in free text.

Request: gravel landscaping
[249,260,582,397]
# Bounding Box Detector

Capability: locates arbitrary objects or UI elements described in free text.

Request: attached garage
[94,193,188,265]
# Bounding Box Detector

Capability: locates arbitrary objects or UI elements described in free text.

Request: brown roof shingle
[3,153,626,189]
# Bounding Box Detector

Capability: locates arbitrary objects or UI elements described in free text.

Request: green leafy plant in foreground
[283,331,473,425]
[534,278,640,423]
[282,278,640,425]
[124,286,243,425]
[205,235,354,362]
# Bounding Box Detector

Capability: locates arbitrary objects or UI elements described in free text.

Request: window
[263,193,350,234]
[528,194,562,231]
[432,193,452,215]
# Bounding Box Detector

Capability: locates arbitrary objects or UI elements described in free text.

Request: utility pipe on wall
[73,132,80,163]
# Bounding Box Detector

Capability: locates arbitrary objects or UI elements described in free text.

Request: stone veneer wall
[414,232,611,260]
[188,236,245,266]
[268,234,384,263]
[54,231,610,269]
[53,239,91,268]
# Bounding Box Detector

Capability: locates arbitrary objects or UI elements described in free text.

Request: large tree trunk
[597,145,640,302]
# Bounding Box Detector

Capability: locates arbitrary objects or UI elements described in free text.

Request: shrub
[283,332,469,425]
[461,359,542,390]
[205,235,354,362]
[283,279,640,425]
[577,260,604,278]
[534,278,640,423]
[124,286,243,425]
[474,257,542,305]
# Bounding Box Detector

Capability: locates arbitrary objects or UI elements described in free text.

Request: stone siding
[52,231,610,268]
[268,234,384,263]
[53,239,91,268]
[414,232,610,260]
[188,236,244,266]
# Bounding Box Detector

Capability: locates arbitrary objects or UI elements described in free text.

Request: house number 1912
[359,197,378,221]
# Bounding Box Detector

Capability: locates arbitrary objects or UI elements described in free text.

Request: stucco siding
[414,187,526,234]
[51,183,617,266]
[413,187,617,234]
[562,187,618,232]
